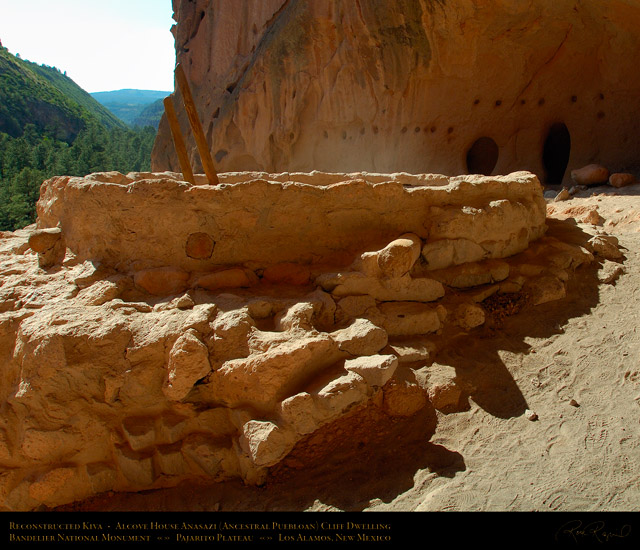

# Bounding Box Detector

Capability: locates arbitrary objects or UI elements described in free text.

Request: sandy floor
[55,184,640,514]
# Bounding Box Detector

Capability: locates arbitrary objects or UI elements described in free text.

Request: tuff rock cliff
[152,0,640,184]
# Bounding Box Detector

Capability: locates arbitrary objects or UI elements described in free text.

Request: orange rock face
[153,0,640,185]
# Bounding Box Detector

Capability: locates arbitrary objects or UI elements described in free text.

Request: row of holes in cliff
[466,123,571,185]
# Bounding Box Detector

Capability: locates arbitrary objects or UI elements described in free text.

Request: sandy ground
[54,183,640,514]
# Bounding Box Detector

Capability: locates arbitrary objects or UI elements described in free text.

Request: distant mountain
[0,45,126,141]
[132,98,165,129]
[91,89,170,127]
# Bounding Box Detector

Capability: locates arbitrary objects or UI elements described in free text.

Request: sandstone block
[319,272,445,303]
[547,240,594,269]
[469,284,500,303]
[211,308,255,363]
[598,261,626,284]
[527,276,567,306]
[134,267,190,296]
[195,268,257,290]
[571,164,610,186]
[416,364,463,412]
[274,302,315,331]
[454,303,486,330]
[164,329,212,401]
[376,233,422,278]
[422,238,487,271]
[240,420,296,468]
[246,299,276,319]
[155,292,196,311]
[28,227,62,253]
[304,289,337,329]
[337,295,377,318]
[206,333,342,410]
[587,234,624,260]
[344,354,398,388]
[609,173,636,188]
[382,379,428,417]
[280,392,320,435]
[579,207,605,225]
[263,263,311,285]
[388,338,438,364]
[432,260,509,288]
[498,276,526,294]
[29,228,66,268]
[330,318,388,356]
[316,371,370,418]
[379,302,442,336]
[76,279,124,306]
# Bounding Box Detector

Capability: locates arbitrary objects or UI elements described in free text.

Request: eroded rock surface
[153,0,640,185]
[0,170,616,511]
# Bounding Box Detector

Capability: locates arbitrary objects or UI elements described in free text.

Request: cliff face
[152,0,640,184]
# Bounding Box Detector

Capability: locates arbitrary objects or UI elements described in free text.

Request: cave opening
[542,123,571,184]
[466,137,499,176]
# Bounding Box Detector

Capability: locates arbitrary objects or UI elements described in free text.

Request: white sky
[0,0,175,92]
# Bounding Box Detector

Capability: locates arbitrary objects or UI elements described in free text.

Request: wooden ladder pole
[175,63,220,185]
[163,96,196,185]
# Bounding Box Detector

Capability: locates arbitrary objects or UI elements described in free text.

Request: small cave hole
[542,122,571,185]
[466,136,499,176]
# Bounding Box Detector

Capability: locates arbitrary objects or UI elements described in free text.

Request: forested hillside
[0,46,160,231]
[0,45,125,140]
[0,124,156,230]
[132,98,165,129]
